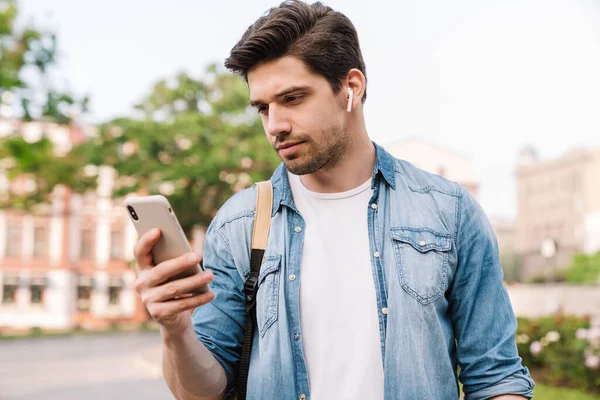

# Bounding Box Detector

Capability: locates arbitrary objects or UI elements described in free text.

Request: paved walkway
[0,332,171,400]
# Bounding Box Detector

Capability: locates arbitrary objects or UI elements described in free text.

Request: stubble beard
[281,125,349,176]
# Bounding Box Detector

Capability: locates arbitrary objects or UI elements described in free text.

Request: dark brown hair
[225,0,367,102]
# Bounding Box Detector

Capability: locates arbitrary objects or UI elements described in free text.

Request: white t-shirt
[288,172,384,400]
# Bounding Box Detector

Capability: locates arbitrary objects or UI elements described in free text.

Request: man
[133,1,535,399]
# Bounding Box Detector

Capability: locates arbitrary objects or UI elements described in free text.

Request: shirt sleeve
[449,186,535,399]
[191,218,245,391]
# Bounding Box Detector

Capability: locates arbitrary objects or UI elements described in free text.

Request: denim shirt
[192,143,535,400]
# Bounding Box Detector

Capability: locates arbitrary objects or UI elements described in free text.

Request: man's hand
[133,228,216,336]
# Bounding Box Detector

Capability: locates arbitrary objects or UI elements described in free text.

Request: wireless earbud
[346,88,354,112]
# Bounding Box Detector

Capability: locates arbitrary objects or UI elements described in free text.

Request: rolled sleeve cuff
[464,371,535,400]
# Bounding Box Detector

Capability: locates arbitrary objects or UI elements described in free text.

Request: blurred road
[0,332,172,400]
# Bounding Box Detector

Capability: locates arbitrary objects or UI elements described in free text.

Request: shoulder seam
[454,187,462,243]
[394,164,462,197]
[215,210,255,229]
[213,210,255,254]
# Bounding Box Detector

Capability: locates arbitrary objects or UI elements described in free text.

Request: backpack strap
[235,180,273,400]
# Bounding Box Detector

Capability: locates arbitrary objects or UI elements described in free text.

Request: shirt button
[382,307,389,315]
[295,226,302,233]
[294,333,300,341]
[299,394,306,400]
[371,203,377,210]
[289,274,296,281]
[374,251,380,258]
[419,240,426,247]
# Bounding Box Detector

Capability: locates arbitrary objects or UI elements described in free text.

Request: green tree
[0,135,96,210]
[0,0,87,122]
[0,1,279,233]
[564,251,600,285]
[77,65,280,236]
[0,0,94,211]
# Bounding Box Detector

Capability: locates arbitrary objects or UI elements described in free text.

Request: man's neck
[299,133,376,193]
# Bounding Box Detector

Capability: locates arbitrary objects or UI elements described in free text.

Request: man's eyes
[285,95,303,104]
[256,95,305,115]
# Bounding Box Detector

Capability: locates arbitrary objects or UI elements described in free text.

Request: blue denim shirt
[192,143,535,399]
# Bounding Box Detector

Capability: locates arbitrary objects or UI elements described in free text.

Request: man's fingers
[144,271,214,303]
[148,290,217,322]
[145,252,201,287]
[133,229,161,269]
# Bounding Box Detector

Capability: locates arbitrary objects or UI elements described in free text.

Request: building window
[30,276,47,305]
[80,229,93,260]
[2,275,19,304]
[110,230,122,260]
[108,277,123,306]
[33,226,48,258]
[5,223,21,258]
[77,276,93,311]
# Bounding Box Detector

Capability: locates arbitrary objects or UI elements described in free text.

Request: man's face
[248,56,349,175]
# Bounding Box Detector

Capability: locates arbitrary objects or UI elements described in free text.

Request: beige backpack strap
[251,180,273,251]
[235,180,273,399]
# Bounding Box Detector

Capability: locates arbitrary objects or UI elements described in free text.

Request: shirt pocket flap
[256,254,282,337]
[258,255,282,286]
[390,227,452,253]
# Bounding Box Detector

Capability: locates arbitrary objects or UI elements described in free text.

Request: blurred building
[384,137,479,198]
[516,146,600,279]
[489,216,518,255]
[0,118,148,332]
[488,216,522,282]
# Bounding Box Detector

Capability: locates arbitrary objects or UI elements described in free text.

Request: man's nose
[266,106,292,137]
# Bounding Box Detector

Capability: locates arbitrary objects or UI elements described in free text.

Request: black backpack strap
[235,181,273,400]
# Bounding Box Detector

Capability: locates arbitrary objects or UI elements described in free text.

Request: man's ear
[345,68,366,108]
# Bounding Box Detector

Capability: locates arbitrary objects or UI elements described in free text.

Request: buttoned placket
[367,179,389,364]
[286,208,310,399]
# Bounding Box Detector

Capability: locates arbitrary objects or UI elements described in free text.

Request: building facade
[383,137,480,198]
[515,146,600,279]
[0,119,148,332]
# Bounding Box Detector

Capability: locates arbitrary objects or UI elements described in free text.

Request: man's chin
[283,160,320,176]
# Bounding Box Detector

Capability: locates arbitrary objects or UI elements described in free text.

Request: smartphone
[124,195,209,294]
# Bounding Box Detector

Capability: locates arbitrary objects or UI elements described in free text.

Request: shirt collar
[269,141,396,216]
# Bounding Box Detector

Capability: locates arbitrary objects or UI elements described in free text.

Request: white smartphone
[124,195,209,294]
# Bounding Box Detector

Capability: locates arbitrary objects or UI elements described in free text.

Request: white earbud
[346,88,354,112]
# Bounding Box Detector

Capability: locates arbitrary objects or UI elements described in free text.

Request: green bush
[565,252,600,284]
[517,315,600,392]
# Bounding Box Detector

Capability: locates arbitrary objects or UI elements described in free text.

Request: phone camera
[127,205,139,221]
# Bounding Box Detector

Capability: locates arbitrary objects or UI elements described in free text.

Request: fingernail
[152,228,160,236]
[188,253,199,263]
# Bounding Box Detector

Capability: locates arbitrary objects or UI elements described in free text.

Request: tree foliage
[0,0,93,210]
[0,134,97,210]
[0,0,279,235]
[565,251,600,285]
[77,65,280,235]
[0,0,87,122]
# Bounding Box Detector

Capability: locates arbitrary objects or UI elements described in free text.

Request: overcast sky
[18,0,600,218]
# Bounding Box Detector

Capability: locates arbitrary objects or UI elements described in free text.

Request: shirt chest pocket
[390,227,452,305]
[256,255,281,337]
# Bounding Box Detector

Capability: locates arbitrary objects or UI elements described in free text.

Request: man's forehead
[248,57,318,100]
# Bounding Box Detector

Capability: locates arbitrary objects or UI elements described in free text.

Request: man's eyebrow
[250,85,310,107]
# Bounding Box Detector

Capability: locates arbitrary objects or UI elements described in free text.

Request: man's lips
[276,141,304,156]
[276,141,304,151]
